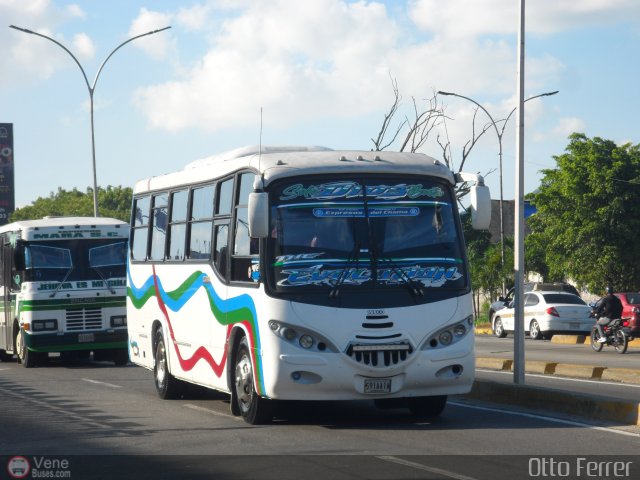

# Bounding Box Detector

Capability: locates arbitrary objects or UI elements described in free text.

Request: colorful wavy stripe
[127,267,264,395]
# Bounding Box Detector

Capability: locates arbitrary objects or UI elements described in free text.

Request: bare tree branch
[371,75,406,151]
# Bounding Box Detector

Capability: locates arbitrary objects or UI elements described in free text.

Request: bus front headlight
[32,319,58,332]
[110,315,127,327]
[268,320,336,352]
[424,315,473,350]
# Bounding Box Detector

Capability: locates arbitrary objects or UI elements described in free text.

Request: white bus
[127,146,490,424]
[0,217,129,367]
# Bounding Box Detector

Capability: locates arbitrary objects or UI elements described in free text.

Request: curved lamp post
[437,89,558,272]
[9,25,171,217]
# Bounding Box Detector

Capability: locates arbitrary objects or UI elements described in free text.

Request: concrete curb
[467,379,640,426]
[476,357,640,384]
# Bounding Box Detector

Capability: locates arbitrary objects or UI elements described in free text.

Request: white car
[491,291,593,340]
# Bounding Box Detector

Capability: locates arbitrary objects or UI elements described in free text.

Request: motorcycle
[590,309,631,354]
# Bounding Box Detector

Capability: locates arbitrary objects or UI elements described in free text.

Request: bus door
[0,237,15,351]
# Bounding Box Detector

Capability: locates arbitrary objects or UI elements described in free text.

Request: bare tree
[371,77,496,201]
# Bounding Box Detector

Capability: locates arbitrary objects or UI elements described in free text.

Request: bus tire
[233,336,272,425]
[15,329,36,368]
[154,331,186,399]
[113,349,129,366]
[408,395,447,419]
[0,349,14,362]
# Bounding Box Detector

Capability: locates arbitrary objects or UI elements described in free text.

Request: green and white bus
[0,217,129,367]
[127,146,490,424]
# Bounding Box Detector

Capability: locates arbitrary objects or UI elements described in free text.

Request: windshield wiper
[49,267,74,298]
[329,241,360,299]
[378,256,424,297]
[91,266,117,294]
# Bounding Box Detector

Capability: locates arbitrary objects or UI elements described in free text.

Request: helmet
[606,285,613,294]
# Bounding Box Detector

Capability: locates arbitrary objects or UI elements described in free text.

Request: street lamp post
[9,25,171,217]
[437,89,558,281]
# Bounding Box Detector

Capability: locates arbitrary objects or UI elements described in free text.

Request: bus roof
[0,216,128,238]
[133,146,455,194]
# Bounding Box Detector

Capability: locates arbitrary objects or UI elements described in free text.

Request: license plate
[78,333,95,343]
[364,378,391,394]
[569,322,580,329]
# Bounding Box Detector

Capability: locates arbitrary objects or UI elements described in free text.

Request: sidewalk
[468,326,640,427]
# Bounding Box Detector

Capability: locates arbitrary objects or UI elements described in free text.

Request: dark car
[615,292,640,339]
[488,282,580,325]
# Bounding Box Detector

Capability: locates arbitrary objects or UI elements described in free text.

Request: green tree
[10,186,132,223]
[462,213,513,321]
[528,133,640,292]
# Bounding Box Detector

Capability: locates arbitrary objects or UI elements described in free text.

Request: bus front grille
[65,308,103,331]
[345,342,413,367]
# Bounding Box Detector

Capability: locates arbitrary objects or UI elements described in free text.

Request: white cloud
[65,4,85,19]
[0,0,94,84]
[409,0,640,37]
[134,0,401,132]
[553,117,587,137]
[128,8,174,60]
[72,32,94,60]
[176,3,213,32]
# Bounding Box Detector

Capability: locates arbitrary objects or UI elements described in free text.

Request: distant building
[488,199,536,244]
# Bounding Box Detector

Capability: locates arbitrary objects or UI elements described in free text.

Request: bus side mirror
[248,192,269,238]
[469,185,491,230]
[13,242,25,270]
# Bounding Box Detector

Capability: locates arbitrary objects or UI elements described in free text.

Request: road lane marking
[450,401,640,438]
[81,378,122,388]
[183,403,242,421]
[377,456,479,480]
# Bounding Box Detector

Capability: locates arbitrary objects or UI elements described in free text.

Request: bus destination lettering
[37,279,126,291]
[33,229,122,239]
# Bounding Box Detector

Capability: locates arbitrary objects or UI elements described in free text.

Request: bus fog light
[439,331,453,345]
[269,320,280,331]
[299,335,314,349]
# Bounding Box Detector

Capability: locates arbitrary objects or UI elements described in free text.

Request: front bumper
[24,330,128,352]
[262,342,475,401]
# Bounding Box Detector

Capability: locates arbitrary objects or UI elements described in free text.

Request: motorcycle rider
[594,286,623,343]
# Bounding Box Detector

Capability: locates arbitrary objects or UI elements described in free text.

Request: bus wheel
[154,331,186,399]
[0,349,14,362]
[15,329,36,368]
[408,395,447,420]
[113,349,129,366]
[234,337,272,425]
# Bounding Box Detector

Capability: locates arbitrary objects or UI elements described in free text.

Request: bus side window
[214,224,228,279]
[231,173,256,282]
[150,193,169,261]
[131,196,151,261]
[188,185,215,260]
[168,189,188,261]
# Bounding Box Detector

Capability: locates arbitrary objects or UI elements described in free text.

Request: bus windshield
[23,239,127,283]
[268,177,467,298]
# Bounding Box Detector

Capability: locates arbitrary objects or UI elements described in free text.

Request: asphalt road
[476,334,640,370]
[1,354,639,479]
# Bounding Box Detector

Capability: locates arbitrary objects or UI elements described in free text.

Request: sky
[1,0,639,209]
